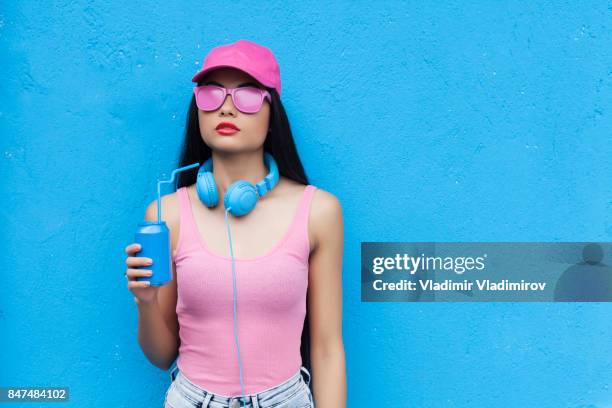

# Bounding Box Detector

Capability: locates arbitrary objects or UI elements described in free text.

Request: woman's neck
[210,150,269,194]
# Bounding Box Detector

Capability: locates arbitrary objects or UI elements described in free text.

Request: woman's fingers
[126,268,153,280]
[125,243,141,255]
[128,279,151,289]
[125,256,153,268]
[123,243,159,302]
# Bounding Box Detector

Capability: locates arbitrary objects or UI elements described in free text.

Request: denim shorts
[163,364,314,408]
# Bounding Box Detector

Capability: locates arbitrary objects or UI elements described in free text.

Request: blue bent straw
[156,162,200,223]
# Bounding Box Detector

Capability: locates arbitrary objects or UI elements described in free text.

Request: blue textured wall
[1,1,611,407]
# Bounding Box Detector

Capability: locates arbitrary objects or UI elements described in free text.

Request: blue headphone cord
[225,207,247,408]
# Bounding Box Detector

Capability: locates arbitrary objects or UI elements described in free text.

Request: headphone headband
[197,152,280,217]
[256,152,279,197]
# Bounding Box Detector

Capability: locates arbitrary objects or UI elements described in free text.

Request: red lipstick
[216,121,240,135]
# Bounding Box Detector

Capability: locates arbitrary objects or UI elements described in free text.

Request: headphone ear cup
[224,181,258,217]
[196,170,219,208]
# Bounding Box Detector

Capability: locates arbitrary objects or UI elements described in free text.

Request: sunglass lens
[196,86,225,111]
[234,87,264,113]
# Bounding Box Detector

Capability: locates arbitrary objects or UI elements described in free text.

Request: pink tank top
[172,184,317,396]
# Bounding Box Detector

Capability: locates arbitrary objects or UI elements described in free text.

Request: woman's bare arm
[307,189,347,407]
[136,197,180,370]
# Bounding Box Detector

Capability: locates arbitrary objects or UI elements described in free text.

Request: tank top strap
[295,185,317,224]
[290,184,317,257]
[173,186,201,259]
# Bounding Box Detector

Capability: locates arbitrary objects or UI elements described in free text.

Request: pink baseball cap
[192,39,282,97]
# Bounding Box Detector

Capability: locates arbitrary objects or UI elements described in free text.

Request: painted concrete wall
[1,1,610,407]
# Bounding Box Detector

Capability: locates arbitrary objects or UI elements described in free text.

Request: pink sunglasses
[193,85,271,114]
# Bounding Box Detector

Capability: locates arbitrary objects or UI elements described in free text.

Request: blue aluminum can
[134,221,172,286]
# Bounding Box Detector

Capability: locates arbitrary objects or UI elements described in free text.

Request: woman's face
[197,67,271,154]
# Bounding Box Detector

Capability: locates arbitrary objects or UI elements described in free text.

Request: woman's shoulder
[304,184,343,251]
[274,177,341,215]
[274,177,342,220]
[144,188,182,228]
[309,186,342,223]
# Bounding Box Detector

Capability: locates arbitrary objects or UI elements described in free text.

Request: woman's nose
[219,94,237,115]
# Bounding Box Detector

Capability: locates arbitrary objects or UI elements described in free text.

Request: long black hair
[175,84,313,389]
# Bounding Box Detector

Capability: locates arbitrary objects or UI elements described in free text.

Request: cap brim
[192,64,269,88]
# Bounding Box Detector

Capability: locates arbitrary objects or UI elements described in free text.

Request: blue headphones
[195,151,279,406]
[196,151,280,217]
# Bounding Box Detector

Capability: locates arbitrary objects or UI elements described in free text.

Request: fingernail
[147,271,153,276]
[146,260,153,265]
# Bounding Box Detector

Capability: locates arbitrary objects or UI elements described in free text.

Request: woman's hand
[124,243,160,304]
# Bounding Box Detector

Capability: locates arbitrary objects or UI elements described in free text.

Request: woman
[124,40,346,407]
